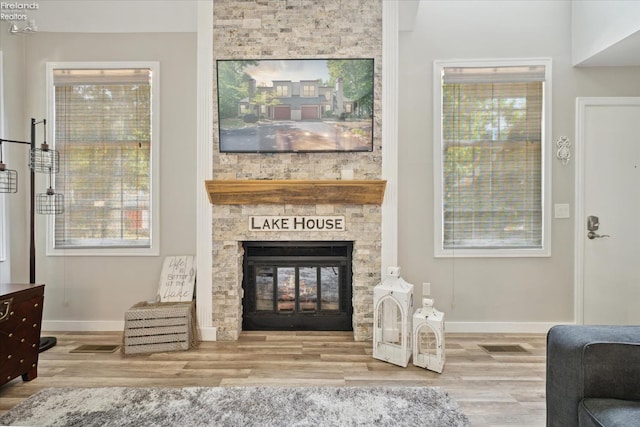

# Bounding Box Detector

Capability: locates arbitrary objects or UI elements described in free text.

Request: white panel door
[576,98,640,325]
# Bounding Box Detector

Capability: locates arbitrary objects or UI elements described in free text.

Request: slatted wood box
[124,301,195,355]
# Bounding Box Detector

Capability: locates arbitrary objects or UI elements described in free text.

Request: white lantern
[412,294,445,373]
[373,267,414,367]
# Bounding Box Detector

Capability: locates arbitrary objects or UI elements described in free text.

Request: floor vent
[480,344,528,354]
[70,344,120,353]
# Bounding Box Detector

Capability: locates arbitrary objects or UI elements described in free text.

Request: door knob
[587,231,610,240]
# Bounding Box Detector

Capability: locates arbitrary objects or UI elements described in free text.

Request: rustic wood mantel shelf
[205,179,387,205]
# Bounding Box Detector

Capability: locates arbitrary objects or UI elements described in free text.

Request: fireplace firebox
[242,241,353,331]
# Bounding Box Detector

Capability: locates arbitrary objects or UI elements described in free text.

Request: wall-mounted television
[216,58,374,153]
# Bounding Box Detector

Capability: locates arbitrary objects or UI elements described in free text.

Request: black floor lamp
[0,118,64,352]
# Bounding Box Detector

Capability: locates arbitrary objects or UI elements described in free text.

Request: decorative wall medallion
[556,136,571,165]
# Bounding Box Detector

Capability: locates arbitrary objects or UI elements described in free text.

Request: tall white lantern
[373,267,414,367]
[412,290,445,373]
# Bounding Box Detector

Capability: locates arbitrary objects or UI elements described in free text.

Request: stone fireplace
[209,0,384,341]
[207,180,385,341]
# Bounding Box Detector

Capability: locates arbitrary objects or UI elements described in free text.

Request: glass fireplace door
[253,265,341,313]
[242,242,352,331]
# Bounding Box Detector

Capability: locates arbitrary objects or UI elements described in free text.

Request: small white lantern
[373,267,414,367]
[412,289,445,373]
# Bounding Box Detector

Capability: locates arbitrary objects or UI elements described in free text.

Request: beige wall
[0,22,28,285]
[0,31,197,328]
[3,1,640,331]
[398,0,640,327]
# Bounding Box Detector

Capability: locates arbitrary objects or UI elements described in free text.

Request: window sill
[434,247,550,258]
[47,246,159,257]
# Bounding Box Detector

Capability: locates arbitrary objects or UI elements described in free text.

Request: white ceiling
[575,30,640,67]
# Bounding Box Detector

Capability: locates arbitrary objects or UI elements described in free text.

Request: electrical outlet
[422,282,431,296]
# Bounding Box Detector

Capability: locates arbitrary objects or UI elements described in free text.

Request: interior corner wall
[571,0,640,66]
[9,32,198,330]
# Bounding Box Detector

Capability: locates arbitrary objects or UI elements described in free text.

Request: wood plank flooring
[0,331,547,426]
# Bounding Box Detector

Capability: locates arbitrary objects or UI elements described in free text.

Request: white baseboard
[199,327,217,341]
[445,321,572,334]
[43,320,125,332]
[43,320,563,338]
[43,321,219,341]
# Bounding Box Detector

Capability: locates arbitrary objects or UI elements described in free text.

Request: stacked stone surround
[212,0,383,341]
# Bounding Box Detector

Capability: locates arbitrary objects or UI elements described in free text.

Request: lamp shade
[30,145,59,174]
[36,190,64,214]
[0,165,18,193]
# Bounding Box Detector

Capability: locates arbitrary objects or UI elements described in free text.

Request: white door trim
[574,96,640,324]
[195,0,216,341]
[382,0,399,274]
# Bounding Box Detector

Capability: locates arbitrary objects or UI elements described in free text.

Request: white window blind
[53,68,152,249]
[440,64,546,251]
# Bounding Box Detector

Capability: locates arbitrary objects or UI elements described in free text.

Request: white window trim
[433,58,552,258]
[45,61,160,257]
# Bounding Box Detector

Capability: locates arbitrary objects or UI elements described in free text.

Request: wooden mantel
[205,179,386,205]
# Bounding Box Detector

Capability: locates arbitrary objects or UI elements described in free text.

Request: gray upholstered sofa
[546,325,640,427]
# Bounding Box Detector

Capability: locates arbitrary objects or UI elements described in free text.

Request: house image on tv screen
[239,78,354,122]
[217,58,374,153]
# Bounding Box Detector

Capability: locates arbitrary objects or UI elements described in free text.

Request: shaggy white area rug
[0,386,470,426]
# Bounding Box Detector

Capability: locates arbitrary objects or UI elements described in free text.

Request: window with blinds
[50,65,158,251]
[434,60,551,257]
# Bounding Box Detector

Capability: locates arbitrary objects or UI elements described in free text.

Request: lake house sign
[249,216,345,232]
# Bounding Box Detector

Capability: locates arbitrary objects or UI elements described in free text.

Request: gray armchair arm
[582,342,640,400]
[546,325,640,427]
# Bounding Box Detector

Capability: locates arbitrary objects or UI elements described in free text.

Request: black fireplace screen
[242,241,353,331]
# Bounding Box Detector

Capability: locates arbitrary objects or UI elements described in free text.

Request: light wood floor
[0,331,547,426]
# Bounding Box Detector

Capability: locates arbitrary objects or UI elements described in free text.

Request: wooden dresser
[0,283,45,386]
